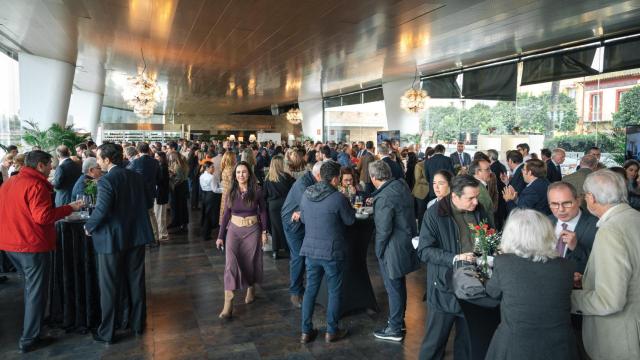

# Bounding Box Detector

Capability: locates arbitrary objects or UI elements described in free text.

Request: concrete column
[382,77,420,137]
[67,89,103,138]
[299,99,323,142]
[19,53,75,129]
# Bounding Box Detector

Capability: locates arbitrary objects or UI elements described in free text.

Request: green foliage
[544,132,626,164]
[613,85,640,128]
[401,132,423,145]
[22,120,90,154]
[426,92,579,142]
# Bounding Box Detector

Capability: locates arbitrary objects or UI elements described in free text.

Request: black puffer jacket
[417,195,492,313]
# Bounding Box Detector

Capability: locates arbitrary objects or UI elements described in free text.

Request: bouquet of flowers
[469,222,501,280]
[84,179,98,204]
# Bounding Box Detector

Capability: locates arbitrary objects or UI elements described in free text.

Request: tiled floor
[0,210,456,359]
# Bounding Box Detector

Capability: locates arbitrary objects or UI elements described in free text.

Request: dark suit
[127,155,159,209]
[424,153,454,201]
[548,211,597,274]
[450,151,472,170]
[491,161,508,230]
[52,158,82,206]
[546,159,563,183]
[507,177,551,215]
[508,163,526,193]
[85,166,154,341]
[382,156,404,180]
[71,174,92,201]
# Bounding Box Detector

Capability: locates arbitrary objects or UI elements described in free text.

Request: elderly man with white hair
[71,157,102,201]
[571,169,640,360]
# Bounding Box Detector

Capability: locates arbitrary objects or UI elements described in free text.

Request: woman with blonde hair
[168,151,190,231]
[219,151,237,223]
[485,208,577,360]
[263,155,295,259]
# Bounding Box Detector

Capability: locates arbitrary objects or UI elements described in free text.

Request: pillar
[67,89,103,139]
[382,77,420,138]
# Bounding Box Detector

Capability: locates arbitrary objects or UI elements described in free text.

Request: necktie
[557,164,562,177]
[459,153,464,166]
[556,223,568,256]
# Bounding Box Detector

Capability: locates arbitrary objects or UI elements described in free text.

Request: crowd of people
[0,137,639,359]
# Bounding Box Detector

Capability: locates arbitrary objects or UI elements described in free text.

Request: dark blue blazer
[71,174,92,201]
[127,155,159,209]
[450,151,472,169]
[548,211,598,274]
[509,164,527,193]
[85,166,154,254]
[382,157,404,180]
[546,159,563,183]
[53,158,82,206]
[507,177,551,215]
[424,154,454,199]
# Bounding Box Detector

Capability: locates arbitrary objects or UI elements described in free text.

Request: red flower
[482,224,489,230]
[487,229,496,236]
[474,225,481,231]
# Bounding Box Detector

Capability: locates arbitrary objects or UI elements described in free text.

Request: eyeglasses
[549,201,574,210]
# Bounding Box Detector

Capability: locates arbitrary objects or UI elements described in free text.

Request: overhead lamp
[286,107,303,125]
[122,48,162,118]
[400,67,429,114]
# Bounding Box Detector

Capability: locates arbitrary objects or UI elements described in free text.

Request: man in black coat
[506,150,526,193]
[417,175,492,360]
[127,142,160,244]
[424,144,455,202]
[504,159,551,215]
[369,161,420,342]
[379,144,404,180]
[84,143,154,344]
[547,182,597,274]
[546,148,565,183]
[280,161,321,308]
[52,145,82,206]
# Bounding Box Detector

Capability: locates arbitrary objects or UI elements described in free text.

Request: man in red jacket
[0,150,82,353]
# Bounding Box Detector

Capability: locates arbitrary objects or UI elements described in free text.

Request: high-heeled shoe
[219,290,234,319]
[245,286,255,304]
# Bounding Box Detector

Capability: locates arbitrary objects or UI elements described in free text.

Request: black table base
[458,298,501,360]
[317,217,379,316]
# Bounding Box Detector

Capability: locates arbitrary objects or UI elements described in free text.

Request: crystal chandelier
[286,108,303,125]
[122,49,162,118]
[400,67,429,114]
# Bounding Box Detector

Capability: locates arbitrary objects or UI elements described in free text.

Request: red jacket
[0,166,73,252]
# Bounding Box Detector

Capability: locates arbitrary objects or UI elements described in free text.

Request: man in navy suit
[506,150,526,193]
[127,142,160,245]
[546,182,597,274]
[546,148,565,183]
[424,144,455,202]
[85,143,154,344]
[503,159,551,215]
[52,145,82,206]
[450,142,471,173]
[378,144,403,180]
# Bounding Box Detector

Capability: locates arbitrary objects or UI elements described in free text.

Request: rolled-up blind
[421,74,461,99]
[603,37,640,73]
[462,62,517,101]
[521,47,598,85]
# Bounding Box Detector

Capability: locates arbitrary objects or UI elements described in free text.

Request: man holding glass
[0,150,82,353]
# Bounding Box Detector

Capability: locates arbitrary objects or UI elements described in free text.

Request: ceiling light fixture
[400,66,429,114]
[122,48,162,118]
[286,107,303,125]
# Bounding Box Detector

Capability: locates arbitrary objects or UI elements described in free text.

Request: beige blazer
[412,161,429,200]
[571,204,640,360]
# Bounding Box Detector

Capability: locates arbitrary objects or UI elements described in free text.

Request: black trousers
[419,308,471,360]
[6,252,50,347]
[415,196,428,231]
[96,246,146,341]
[200,191,220,240]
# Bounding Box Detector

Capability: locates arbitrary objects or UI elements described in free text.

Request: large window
[0,51,21,155]
[323,87,387,145]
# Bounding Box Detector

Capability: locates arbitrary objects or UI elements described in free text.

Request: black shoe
[92,333,113,345]
[325,328,348,343]
[19,336,54,353]
[0,275,8,284]
[300,329,318,344]
[272,251,279,260]
[373,326,404,342]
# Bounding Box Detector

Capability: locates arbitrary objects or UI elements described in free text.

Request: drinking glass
[354,196,363,209]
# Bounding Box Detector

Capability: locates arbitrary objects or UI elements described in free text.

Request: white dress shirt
[200,171,221,192]
[555,210,581,257]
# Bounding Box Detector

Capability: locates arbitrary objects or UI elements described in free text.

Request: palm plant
[401,132,423,146]
[22,120,89,154]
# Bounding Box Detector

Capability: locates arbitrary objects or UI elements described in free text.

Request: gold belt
[230,215,258,227]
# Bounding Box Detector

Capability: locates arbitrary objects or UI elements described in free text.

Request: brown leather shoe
[290,295,302,308]
[325,328,348,343]
[300,329,318,344]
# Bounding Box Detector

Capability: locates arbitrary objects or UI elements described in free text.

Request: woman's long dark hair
[229,161,259,206]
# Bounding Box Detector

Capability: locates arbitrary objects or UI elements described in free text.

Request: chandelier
[286,108,303,125]
[122,49,162,118]
[400,67,429,114]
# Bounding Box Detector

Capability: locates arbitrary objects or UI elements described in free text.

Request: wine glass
[354,196,363,209]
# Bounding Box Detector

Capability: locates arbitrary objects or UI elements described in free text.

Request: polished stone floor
[0,210,457,359]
